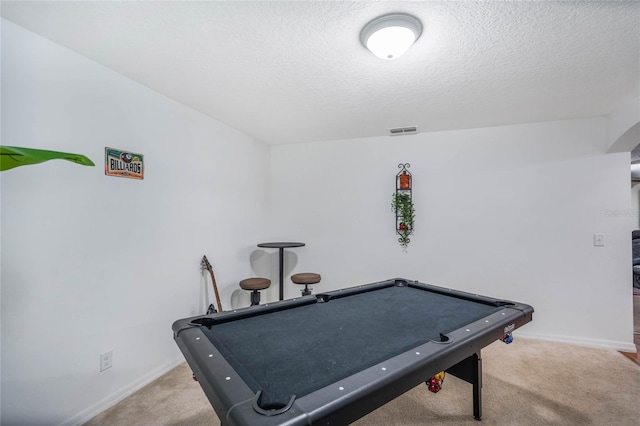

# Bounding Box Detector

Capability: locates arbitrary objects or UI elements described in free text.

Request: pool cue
[201,255,223,314]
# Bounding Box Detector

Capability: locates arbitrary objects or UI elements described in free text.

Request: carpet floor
[86,338,640,426]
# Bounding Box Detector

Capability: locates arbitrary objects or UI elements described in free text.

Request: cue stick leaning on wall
[201,255,223,314]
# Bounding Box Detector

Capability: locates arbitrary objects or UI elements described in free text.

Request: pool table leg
[472,352,482,421]
[446,351,482,421]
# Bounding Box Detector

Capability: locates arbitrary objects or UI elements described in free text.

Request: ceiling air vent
[388,126,418,136]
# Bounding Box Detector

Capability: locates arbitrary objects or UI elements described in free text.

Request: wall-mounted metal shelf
[393,163,414,250]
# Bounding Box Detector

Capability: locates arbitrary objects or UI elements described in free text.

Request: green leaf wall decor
[1,146,95,171]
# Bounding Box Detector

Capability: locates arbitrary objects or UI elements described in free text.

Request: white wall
[1,20,270,425]
[631,184,640,230]
[2,16,637,426]
[606,96,640,153]
[271,118,635,351]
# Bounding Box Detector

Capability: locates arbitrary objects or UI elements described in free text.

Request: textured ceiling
[2,1,639,145]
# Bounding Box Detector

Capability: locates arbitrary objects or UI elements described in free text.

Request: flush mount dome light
[360,13,422,60]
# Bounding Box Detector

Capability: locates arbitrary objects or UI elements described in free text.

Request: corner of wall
[606,97,640,153]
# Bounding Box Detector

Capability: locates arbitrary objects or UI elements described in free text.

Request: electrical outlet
[100,350,113,372]
[594,233,605,247]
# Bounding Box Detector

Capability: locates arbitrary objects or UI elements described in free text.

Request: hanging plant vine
[391,192,415,250]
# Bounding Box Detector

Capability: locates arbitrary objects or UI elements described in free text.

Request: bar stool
[291,273,321,296]
[239,277,271,306]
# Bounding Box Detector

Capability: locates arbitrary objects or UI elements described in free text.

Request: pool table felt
[200,285,502,408]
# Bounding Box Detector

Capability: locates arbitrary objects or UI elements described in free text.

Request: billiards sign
[105,147,144,180]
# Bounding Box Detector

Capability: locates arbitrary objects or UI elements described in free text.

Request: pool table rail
[172,278,533,426]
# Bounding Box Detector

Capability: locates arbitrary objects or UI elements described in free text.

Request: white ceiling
[2,1,639,145]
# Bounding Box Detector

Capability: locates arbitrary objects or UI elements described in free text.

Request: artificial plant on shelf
[391,192,415,250]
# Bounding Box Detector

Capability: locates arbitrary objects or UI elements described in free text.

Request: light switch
[594,233,605,247]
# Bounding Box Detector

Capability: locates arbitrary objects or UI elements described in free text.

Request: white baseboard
[61,356,186,426]
[516,331,637,353]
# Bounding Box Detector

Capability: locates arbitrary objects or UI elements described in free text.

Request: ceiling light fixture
[360,13,422,60]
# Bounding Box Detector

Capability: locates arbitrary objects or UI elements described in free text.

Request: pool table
[172,278,533,425]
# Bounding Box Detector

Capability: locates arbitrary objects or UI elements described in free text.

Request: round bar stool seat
[239,277,271,306]
[291,273,321,296]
